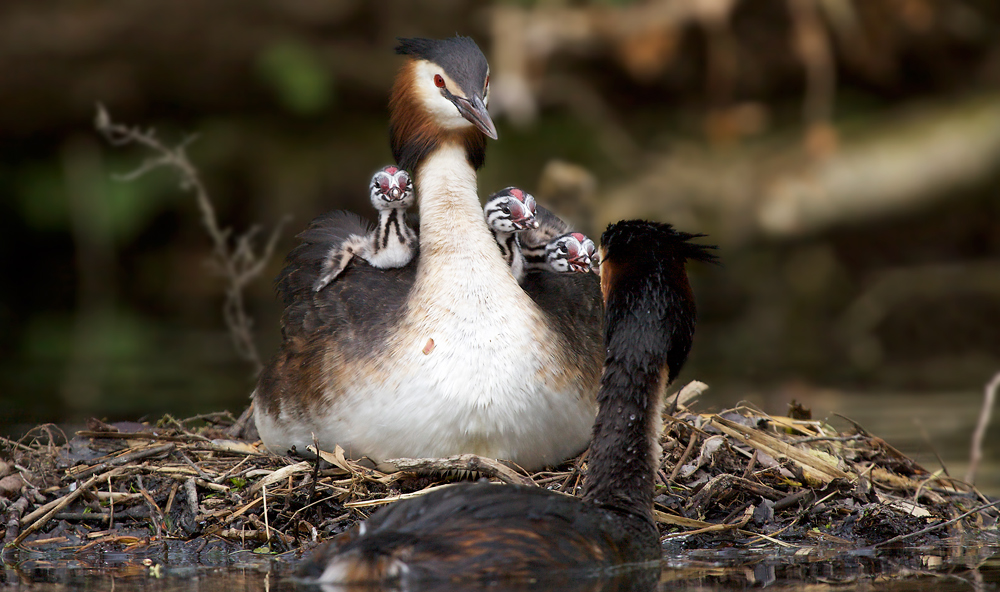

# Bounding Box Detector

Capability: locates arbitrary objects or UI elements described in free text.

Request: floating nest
[1,382,997,563]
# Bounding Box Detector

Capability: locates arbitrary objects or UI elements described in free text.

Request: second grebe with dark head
[301,220,718,584]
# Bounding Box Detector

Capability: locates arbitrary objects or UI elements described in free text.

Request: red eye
[485,75,490,90]
[434,74,445,88]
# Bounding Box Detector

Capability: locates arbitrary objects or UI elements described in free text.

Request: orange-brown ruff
[299,220,718,584]
[253,37,603,471]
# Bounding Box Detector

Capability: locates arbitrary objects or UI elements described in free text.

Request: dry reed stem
[660,506,754,541]
[874,499,1000,548]
[710,415,851,484]
[381,454,536,487]
[344,483,468,509]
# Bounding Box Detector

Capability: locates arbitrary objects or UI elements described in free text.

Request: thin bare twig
[791,435,865,444]
[669,431,699,483]
[94,105,290,373]
[966,371,1000,485]
[873,499,1000,548]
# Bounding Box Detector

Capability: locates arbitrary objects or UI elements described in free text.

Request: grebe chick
[483,186,538,281]
[518,203,597,273]
[530,231,597,274]
[301,220,718,584]
[254,36,603,471]
[313,166,416,291]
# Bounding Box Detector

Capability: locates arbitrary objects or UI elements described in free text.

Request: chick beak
[455,94,498,140]
[511,213,536,230]
[511,208,538,230]
[388,185,403,200]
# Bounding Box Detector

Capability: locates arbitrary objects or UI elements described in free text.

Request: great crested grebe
[253,36,603,470]
[300,220,718,584]
[313,166,416,291]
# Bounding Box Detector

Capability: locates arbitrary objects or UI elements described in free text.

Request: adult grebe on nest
[253,36,603,471]
[301,220,718,584]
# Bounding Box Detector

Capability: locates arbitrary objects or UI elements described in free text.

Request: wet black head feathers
[600,220,718,269]
[599,220,717,383]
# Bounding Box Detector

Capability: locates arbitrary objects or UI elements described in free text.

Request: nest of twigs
[1,381,997,561]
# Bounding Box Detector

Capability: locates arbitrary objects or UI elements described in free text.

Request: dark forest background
[0,0,997,491]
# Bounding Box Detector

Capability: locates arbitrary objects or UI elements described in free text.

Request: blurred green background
[0,0,997,492]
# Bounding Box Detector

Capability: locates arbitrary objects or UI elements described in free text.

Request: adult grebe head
[390,36,496,172]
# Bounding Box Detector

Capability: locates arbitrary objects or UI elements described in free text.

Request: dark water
[3,540,998,591]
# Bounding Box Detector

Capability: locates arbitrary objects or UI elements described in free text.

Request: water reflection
[311,567,660,592]
[3,542,997,592]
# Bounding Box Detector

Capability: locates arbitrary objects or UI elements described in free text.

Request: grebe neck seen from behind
[302,220,718,584]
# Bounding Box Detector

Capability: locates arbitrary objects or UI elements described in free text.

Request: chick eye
[434,74,445,88]
[484,75,490,92]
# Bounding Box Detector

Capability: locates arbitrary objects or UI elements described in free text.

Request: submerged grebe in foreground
[301,220,718,584]
[254,37,603,470]
[313,166,416,291]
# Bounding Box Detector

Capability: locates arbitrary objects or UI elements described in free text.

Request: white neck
[403,141,535,331]
[414,143,510,274]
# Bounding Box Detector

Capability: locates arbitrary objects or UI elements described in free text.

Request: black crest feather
[395,36,488,96]
[601,220,719,267]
